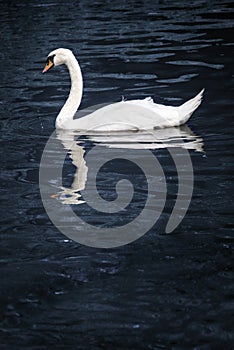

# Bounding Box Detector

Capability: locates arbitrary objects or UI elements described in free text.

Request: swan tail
[178,89,204,123]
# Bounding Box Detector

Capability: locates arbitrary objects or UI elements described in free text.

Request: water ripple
[167,60,224,70]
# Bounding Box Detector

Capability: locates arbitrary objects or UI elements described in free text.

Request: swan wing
[71,99,179,131]
[64,90,204,131]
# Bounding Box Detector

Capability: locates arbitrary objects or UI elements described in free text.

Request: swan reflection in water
[52,125,204,205]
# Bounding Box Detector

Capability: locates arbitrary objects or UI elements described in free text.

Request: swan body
[43,48,204,131]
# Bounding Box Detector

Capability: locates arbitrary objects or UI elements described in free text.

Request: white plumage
[43,48,204,131]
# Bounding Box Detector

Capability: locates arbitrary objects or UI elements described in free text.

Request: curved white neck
[56,55,83,128]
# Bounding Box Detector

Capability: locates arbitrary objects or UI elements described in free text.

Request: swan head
[42,48,74,73]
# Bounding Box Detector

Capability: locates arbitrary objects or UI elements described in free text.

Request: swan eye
[46,54,55,65]
[43,54,55,73]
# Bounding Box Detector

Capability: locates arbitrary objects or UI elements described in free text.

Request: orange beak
[42,60,54,73]
[50,193,59,198]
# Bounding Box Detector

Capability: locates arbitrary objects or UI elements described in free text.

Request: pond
[0,0,233,348]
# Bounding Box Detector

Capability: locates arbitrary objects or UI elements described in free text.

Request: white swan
[43,48,204,131]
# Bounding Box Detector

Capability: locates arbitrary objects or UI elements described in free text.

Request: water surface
[0,0,233,349]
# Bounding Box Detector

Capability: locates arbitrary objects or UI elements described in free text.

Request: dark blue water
[0,0,233,349]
